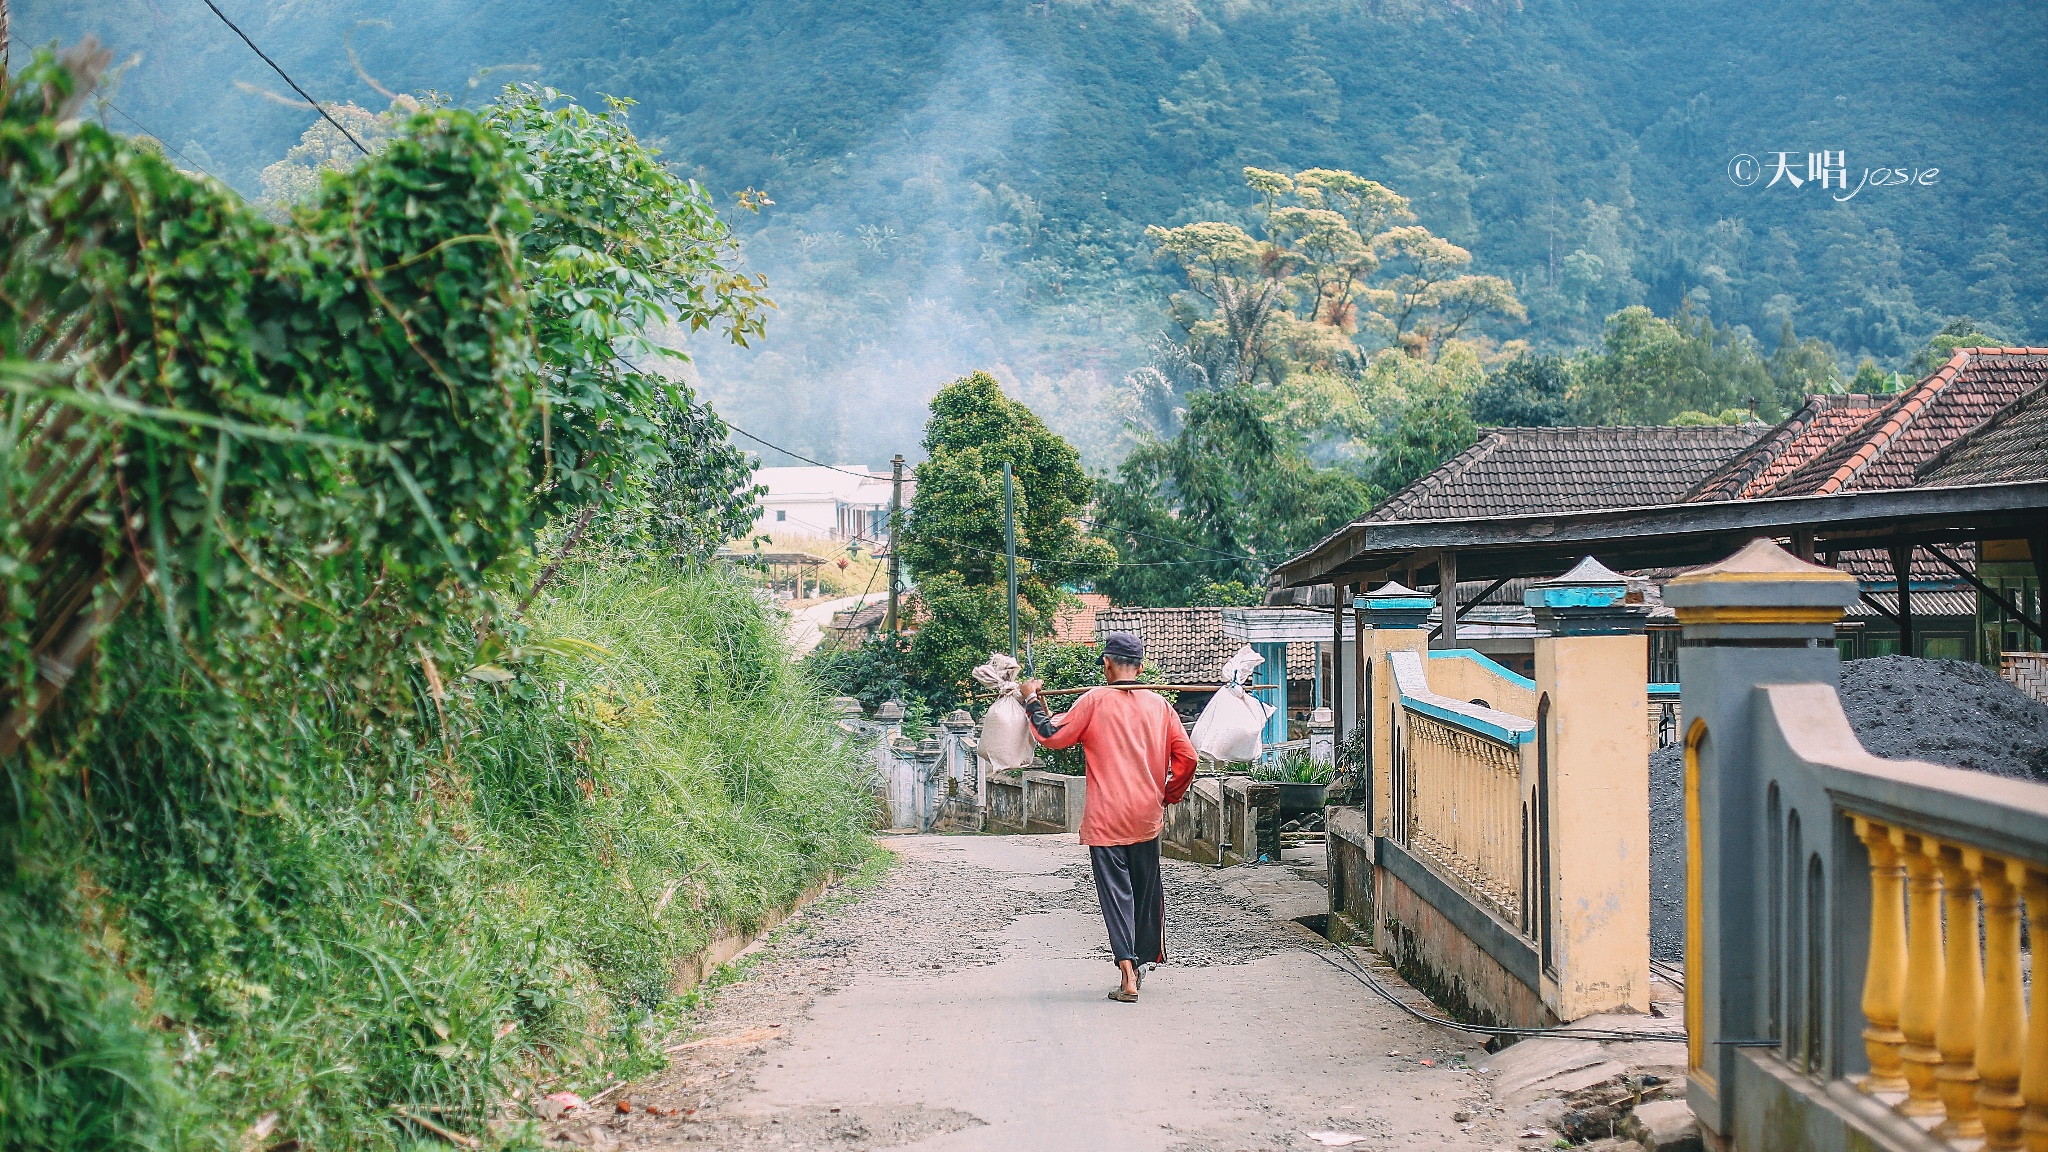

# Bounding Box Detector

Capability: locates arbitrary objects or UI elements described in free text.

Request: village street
[548,835,1523,1151]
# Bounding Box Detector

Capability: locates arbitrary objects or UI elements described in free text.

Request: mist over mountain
[37,0,2048,465]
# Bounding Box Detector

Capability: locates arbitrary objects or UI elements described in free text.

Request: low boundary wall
[1326,804,1556,1029]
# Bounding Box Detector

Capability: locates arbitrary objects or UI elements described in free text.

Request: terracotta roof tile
[1093,606,1315,681]
[1050,592,1113,645]
[1366,426,1762,522]
[1684,394,1883,502]
[1763,350,2048,496]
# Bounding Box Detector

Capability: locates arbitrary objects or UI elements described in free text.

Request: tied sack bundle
[972,653,1035,772]
[1192,645,1274,764]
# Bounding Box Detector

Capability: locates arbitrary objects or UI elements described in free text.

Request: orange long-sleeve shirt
[1028,686,1197,847]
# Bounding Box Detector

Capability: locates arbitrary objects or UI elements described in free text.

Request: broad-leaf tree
[900,371,1113,696]
[1145,167,1525,384]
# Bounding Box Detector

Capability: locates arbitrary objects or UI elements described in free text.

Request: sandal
[1107,988,1138,1002]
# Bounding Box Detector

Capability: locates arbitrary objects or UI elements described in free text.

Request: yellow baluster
[1899,836,1946,1117]
[2021,869,2048,1152]
[1978,856,2025,1150]
[1854,818,1907,1094]
[1934,846,1984,1140]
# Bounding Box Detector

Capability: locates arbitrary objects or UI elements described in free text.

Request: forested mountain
[37,0,2048,465]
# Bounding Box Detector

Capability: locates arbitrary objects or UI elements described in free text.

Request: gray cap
[1103,632,1144,662]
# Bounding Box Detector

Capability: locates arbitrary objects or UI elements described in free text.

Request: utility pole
[886,454,903,634]
[1003,460,1019,659]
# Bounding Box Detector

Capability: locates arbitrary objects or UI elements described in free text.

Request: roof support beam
[1889,542,1914,654]
[1924,543,2047,646]
[1430,574,1513,642]
[1437,550,1459,647]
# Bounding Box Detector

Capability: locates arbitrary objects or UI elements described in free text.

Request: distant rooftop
[1365,425,1762,524]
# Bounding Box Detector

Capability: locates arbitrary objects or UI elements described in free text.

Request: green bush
[1,560,875,1151]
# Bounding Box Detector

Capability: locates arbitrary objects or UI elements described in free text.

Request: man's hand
[1019,678,1044,702]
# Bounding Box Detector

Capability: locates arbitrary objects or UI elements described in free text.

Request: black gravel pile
[1650,656,2048,960]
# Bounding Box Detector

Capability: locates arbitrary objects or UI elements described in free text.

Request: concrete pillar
[1526,556,1652,1020]
[1660,539,1858,1141]
[1309,706,1335,767]
[943,708,978,803]
[1362,582,1434,838]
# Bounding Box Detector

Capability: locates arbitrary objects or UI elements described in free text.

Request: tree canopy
[900,371,1112,697]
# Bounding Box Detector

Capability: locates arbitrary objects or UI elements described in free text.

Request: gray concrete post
[1662,539,1859,1144]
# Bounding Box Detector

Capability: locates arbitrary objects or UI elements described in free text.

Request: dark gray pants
[1089,838,1164,965]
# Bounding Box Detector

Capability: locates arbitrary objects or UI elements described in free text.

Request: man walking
[1021,633,1197,1002]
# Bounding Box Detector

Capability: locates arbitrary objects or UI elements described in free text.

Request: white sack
[1192,645,1274,764]
[972,653,1035,772]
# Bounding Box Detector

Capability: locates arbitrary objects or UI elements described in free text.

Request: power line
[726,423,880,480]
[102,101,230,186]
[197,0,370,155]
[1075,515,1259,563]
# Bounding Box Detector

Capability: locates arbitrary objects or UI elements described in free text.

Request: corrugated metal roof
[1845,589,1979,619]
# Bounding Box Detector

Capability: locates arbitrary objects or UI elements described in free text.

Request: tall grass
[0,559,875,1151]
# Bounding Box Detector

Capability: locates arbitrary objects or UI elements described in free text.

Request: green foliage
[1197,580,1267,606]
[476,85,770,526]
[1906,316,2006,377]
[1,48,536,722]
[1147,166,1523,384]
[1568,305,1779,425]
[6,559,872,1151]
[1094,384,1368,606]
[47,0,2046,471]
[1253,747,1332,785]
[801,633,921,716]
[1,52,865,1152]
[900,371,1111,695]
[1360,347,1481,496]
[1473,354,1575,427]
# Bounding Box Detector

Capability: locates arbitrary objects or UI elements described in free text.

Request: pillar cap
[1360,580,1434,629]
[1526,555,1647,635]
[832,696,865,717]
[1664,538,1858,626]
[876,700,906,722]
[943,708,975,730]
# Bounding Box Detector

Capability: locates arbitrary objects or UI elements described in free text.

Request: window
[1921,635,1968,661]
[775,510,786,522]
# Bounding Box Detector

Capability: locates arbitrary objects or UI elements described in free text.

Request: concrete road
[555,834,1516,1151]
[782,593,881,658]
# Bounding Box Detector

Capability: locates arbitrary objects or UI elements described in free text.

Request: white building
[750,465,910,546]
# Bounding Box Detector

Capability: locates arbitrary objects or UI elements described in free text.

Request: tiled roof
[1918,381,2048,487]
[1365,426,1763,523]
[1050,593,1113,645]
[1763,349,2048,496]
[1094,606,1315,681]
[1684,394,1883,502]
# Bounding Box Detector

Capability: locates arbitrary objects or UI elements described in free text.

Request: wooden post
[1438,551,1459,648]
[1891,541,1914,655]
[1331,583,1347,747]
[886,454,903,634]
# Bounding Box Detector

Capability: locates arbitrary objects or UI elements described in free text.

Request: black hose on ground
[1293,930,1689,1044]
